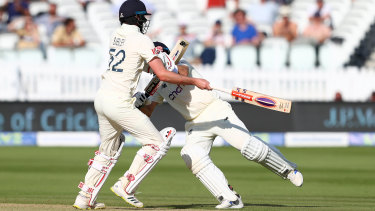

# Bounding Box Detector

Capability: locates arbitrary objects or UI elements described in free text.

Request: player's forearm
[149,57,211,90]
[150,58,194,85]
[157,70,195,85]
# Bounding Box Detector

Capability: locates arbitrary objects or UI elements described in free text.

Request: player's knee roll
[137,127,176,162]
[93,133,125,171]
[241,136,270,162]
[181,145,211,175]
[241,136,295,178]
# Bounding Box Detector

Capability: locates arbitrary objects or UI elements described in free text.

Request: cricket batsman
[134,41,303,209]
[73,0,211,209]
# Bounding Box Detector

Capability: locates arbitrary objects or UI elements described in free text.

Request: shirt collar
[120,23,141,33]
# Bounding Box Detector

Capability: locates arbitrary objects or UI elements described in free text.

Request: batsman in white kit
[134,42,304,209]
[73,0,211,209]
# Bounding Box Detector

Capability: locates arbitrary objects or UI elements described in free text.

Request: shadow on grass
[244,203,323,208]
[110,203,323,209]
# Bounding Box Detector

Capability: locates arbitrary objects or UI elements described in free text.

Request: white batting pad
[124,127,176,194]
[241,136,295,179]
[80,134,125,206]
[196,163,238,202]
[181,144,237,202]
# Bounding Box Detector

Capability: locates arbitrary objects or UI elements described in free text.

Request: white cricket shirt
[101,24,156,99]
[150,59,219,120]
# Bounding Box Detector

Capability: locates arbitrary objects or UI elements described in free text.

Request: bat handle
[211,86,232,94]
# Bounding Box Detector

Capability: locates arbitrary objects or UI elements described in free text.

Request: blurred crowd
[0,0,373,102]
[0,0,336,66]
[0,0,90,56]
[170,0,335,67]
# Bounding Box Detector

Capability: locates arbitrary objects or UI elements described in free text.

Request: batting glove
[157,52,178,73]
[133,92,147,108]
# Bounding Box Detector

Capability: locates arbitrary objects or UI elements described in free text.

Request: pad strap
[95,150,120,164]
[78,182,94,194]
[88,159,109,174]
[137,149,154,163]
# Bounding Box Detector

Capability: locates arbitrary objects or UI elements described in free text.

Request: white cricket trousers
[184,99,251,152]
[94,88,164,155]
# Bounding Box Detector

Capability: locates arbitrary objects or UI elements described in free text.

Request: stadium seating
[289,42,316,70]
[18,48,45,64]
[259,37,289,70]
[47,47,74,66]
[0,33,19,62]
[0,33,19,50]
[331,0,375,67]
[230,45,257,70]
[319,41,342,70]
[347,21,375,68]
[0,0,375,102]
[213,46,228,69]
[72,46,103,68]
[29,1,50,16]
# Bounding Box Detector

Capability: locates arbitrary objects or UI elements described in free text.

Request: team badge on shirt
[152,46,163,55]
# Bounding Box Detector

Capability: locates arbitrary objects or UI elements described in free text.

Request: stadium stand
[347,20,375,68]
[230,45,258,69]
[259,37,289,70]
[0,0,375,102]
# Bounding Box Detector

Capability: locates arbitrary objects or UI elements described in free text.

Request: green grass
[0,147,374,210]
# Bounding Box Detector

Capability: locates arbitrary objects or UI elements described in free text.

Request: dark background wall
[0,102,374,132]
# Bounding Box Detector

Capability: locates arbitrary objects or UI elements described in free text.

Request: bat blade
[169,39,189,63]
[213,86,291,113]
[232,88,292,113]
[144,39,189,96]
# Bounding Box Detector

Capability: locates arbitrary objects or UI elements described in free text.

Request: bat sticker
[173,50,180,60]
[255,97,277,107]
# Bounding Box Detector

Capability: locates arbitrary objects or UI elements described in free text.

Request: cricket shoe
[216,188,243,209]
[287,169,303,187]
[73,193,105,210]
[110,181,143,208]
[228,185,244,208]
[216,198,243,209]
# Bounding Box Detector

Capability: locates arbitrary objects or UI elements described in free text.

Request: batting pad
[124,127,176,194]
[196,163,238,202]
[80,134,125,206]
[241,136,295,179]
[181,145,237,202]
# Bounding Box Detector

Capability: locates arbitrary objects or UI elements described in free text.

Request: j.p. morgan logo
[324,106,375,128]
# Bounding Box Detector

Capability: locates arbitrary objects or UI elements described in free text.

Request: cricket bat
[144,39,189,97]
[213,86,292,113]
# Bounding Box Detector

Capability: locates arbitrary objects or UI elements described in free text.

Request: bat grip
[211,86,232,94]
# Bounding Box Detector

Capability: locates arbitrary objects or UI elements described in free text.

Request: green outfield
[0,147,374,211]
